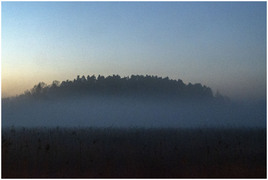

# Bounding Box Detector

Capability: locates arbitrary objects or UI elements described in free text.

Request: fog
[2,95,266,128]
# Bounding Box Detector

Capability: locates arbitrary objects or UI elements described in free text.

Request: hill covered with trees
[3,75,265,129]
[18,74,224,101]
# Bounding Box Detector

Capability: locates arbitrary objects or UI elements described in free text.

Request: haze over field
[2,75,266,128]
[2,2,266,101]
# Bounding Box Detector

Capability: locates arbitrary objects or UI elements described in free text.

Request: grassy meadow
[2,127,266,178]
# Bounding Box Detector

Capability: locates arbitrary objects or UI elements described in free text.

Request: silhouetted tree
[51,80,60,88]
[30,82,47,96]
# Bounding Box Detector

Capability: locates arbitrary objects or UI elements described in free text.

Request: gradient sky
[1,2,266,100]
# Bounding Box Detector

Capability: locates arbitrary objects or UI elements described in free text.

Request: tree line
[21,74,224,100]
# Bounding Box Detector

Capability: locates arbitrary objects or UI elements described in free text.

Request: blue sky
[1,2,266,100]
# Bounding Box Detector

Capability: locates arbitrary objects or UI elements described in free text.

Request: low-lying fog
[2,96,266,128]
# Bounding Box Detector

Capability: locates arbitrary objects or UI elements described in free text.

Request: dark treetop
[18,75,226,101]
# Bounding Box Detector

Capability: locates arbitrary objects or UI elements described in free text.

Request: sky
[1,2,266,101]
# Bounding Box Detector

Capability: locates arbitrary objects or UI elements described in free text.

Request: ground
[2,127,266,178]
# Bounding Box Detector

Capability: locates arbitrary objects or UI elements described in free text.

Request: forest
[2,74,264,128]
[18,74,223,101]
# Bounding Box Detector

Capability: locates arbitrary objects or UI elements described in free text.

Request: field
[2,127,266,178]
